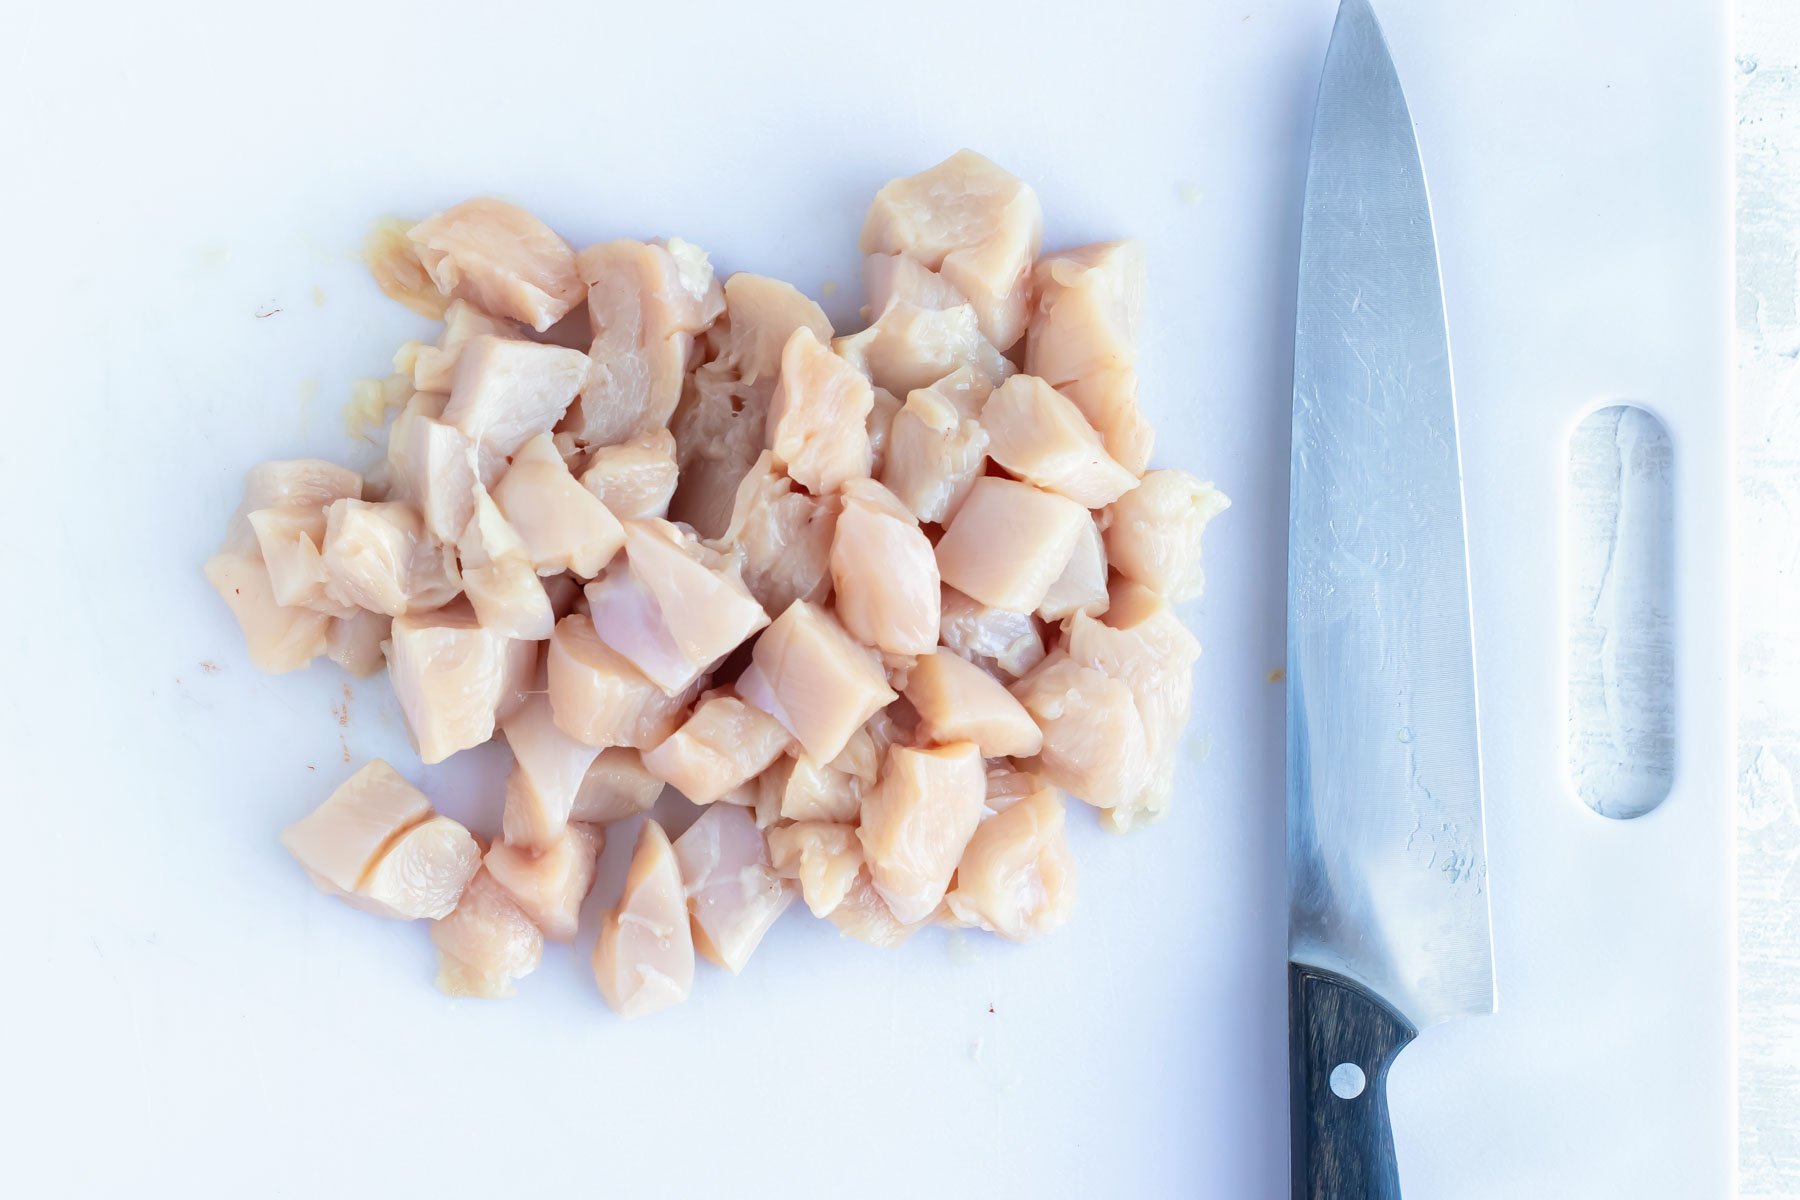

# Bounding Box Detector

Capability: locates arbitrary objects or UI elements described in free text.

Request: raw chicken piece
[944,788,1075,940]
[204,553,331,673]
[412,299,524,393]
[642,692,793,805]
[408,198,584,332]
[710,451,838,616]
[860,151,1043,350]
[934,477,1088,613]
[1103,470,1230,602]
[1062,366,1155,477]
[457,491,554,640]
[982,762,1046,818]
[667,363,772,538]
[672,803,794,973]
[545,613,696,749]
[358,815,482,920]
[1010,653,1150,812]
[580,428,679,521]
[500,686,602,849]
[833,302,1012,398]
[903,649,1042,758]
[938,587,1046,679]
[281,759,433,895]
[386,599,520,763]
[442,335,588,474]
[981,375,1138,507]
[863,253,967,316]
[247,506,338,613]
[866,386,902,475]
[768,821,864,917]
[365,216,449,319]
[857,741,985,923]
[484,822,603,941]
[879,375,992,524]
[220,459,362,555]
[570,747,665,822]
[431,868,544,999]
[325,609,390,677]
[593,820,694,1018]
[568,238,724,446]
[827,872,927,948]
[735,601,896,763]
[764,752,862,823]
[829,478,939,657]
[1038,515,1109,622]
[1025,242,1153,473]
[319,499,461,617]
[491,433,625,577]
[385,399,478,543]
[586,520,769,695]
[765,328,873,495]
[716,274,833,384]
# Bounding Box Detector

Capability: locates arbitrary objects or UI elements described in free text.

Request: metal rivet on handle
[1329,1062,1367,1099]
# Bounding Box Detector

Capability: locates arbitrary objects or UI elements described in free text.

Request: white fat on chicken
[580,428,679,521]
[938,587,1046,680]
[1038,514,1110,622]
[411,299,524,393]
[408,198,584,332]
[500,685,602,849]
[879,373,992,524]
[1103,470,1230,602]
[545,613,696,749]
[325,609,390,677]
[593,820,694,1018]
[220,459,362,556]
[710,451,838,616]
[736,601,896,763]
[491,433,625,577]
[484,822,603,942]
[934,477,1088,613]
[442,335,589,475]
[857,741,985,924]
[903,649,1043,758]
[766,327,874,495]
[1010,652,1150,813]
[834,302,1013,399]
[945,787,1075,940]
[642,692,793,805]
[204,552,331,673]
[431,868,545,999]
[457,491,554,640]
[768,821,864,918]
[387,599,528,764]
[586,520,769,695]
[1025,241,1153,474]
[830,478,939,657]
[569,747,665,823]
[672,803,794,974]
[981,375,1138,508]
[319,498,461,617]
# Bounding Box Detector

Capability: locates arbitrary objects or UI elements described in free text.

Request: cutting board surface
[0,1,1731,1195]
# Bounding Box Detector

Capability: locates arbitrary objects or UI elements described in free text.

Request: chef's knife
[1286,1,1495,1196]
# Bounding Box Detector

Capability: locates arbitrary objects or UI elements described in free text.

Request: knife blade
[1286,1,1495,1196]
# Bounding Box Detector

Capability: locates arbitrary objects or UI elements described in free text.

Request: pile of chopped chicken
[207,151,1228,1013]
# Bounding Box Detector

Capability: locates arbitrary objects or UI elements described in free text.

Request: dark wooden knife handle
[1289,962,1419,1199]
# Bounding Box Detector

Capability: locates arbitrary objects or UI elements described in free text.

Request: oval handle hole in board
[1565,404,1674,819]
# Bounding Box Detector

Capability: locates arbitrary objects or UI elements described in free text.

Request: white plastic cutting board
[0,0,1732,1195]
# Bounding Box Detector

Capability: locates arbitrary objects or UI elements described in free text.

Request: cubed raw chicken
[903,649,1043,758]
[491,433,625,577]
[938,586,1047,679]
[827,873,928,948]
[830,478,939,657]
[934,477,1088,613]
[500,686,601,849]
[220,459,362,556]
[246,506,338,613]
[1103,470,1230,602]
[281,759,433,895]
[863,253,968,316]
[385,399,478,543]
[593,820,694,1018]
[768,821,864,917]
[672,803,794,973]
[1062,367,1155,477]
[358,815,483,920]
[668,364,773,539]
[365,216,450,319]
[866,386,902,475]
[833,302,1012,398]
[387,599,525,763]
[710,451,838,616]
[879,374,992,524]
[981,375,1138,508]
[431,868,545,999]
[320,498,461,617]
[204,552,331,673]
[442,335,589,473]
[484,822,603,941]
[857,741,985,923]
[408,198,584,332]
[944,787,1075,940]
[766,328,874,495]
[545,613,696,749]
[716,273,833,384]
[763,752,862,823]
[642,692,792,805]
[411,299,524,394]
[1010,652,1150,812]
[860,150,1043,351]
[1038,514,1110,622]
[735,601,896,763]
[982,762,1046,818]
[568,238,724,447]
[570,747,666,823]
[325,609,391,677]
[585,520,769,695]
[1025,241,1153,473]
[580,428,679,521]
[457,491,554,640]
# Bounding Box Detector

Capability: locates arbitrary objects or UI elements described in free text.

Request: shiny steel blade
[1287,0,1493,1030]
